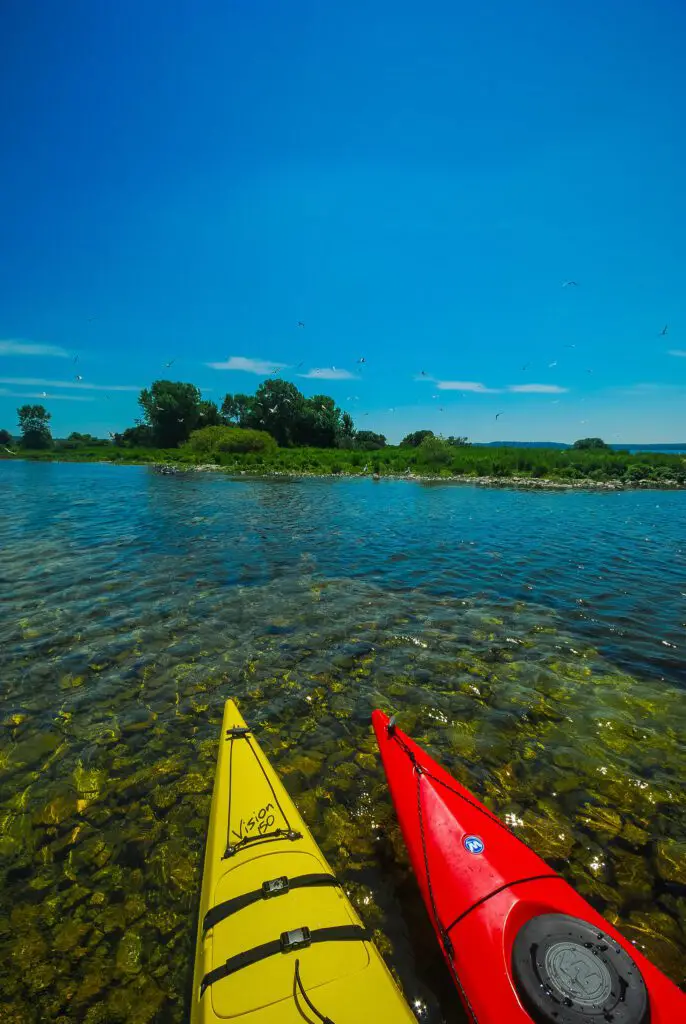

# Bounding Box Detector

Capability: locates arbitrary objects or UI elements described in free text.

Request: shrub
[184,425,277,457]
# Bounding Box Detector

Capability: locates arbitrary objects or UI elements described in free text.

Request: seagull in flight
[659,325,669,336]
[548,361,558,368]
[39,391,48,398]
[73,355,79,365]
[495,412,502,420]
[165,360,175,368]
[2,446,16,455]
[268,406,278,414]
[358,357,366,364]
[562,280,579,288]
[74,375,83,382]
[296,321,305,328]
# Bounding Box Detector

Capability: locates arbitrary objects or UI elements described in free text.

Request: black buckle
[262,875,289,899]
[281,927,311,952]
[226,727,250,739]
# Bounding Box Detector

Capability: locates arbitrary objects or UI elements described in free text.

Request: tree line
[1,381,609,458]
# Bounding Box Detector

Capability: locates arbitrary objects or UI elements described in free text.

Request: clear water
[1,462,685,1022]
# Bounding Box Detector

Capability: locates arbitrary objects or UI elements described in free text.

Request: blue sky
[1,0,685,443]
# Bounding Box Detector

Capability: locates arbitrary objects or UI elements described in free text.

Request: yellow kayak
[191,699,416,1023]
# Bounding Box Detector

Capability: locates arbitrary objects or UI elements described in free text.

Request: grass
[4,443,686,485]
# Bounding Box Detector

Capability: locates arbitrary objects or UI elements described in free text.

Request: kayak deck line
[443,872,562,934]
[223,723,301,859]
[372,709,686,1024]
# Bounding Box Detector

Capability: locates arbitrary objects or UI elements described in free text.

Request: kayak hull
[190,700,415,1024]
[372,709,685,1024]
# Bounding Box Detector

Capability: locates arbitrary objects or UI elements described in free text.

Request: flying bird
[73,356,79,365]
[495,412,502,420]
[562,281,579,288]
[268,406,278,414]
[296,321,305,328]
[564,344,576,349]
[165,360,175,368]
[75,375,83,382]
[296,361,304,369]
[420,370,427,376]
[358,357,366,364]
[2,446,15,455]
[659,325,669,336]
[39,391,48,398]
[548,361,558,368]
[521,362,530,371]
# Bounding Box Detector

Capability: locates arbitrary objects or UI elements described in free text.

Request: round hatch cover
[512,913,649,1024]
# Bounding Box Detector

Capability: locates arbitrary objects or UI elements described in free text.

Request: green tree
[572,437,609,450]
[251,379,305,446]
[400,429,434,447]
[139,380,202,447]
[221,393,253,425]
[0,429,12,445]
[337,412,356,448]
[17,405,53,449]
[417,434,452,466]
[445,435,470,447]
[293,394,343,448]
[114,424,154,447]
[197,400,222,428]
[354,430,387,450]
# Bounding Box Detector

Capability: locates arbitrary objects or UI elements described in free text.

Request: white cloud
[0,377,140,392]
[298,368,357,380]
[436,380,501,393]
[0,340,70,358]
[508,384,569,394]
[668,349,686,358]
[3,391,95,402]
[207,356,288,374]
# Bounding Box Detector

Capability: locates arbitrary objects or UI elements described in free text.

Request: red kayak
[372,710,685,1024]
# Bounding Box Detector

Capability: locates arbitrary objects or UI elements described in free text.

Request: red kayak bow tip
[372,710,685,1024]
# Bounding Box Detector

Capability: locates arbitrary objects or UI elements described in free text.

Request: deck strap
[202,873,340,933]
[200,924,369,996]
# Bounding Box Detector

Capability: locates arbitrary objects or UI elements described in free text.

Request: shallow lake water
[1,462,685,1022]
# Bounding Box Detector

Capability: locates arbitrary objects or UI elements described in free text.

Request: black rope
[225,725,237,858]
[444,873,560,935]
[224,724,302,858]
[413,762,480,1023]
[294,959,335,1024]
[246,733,295,834]
[393,731,507,833]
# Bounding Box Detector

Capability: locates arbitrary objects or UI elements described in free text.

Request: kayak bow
[191,700,415,1024]
[372,710,685,1024]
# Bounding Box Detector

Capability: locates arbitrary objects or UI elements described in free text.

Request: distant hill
[473,441,686,452]
[473,441,569,449]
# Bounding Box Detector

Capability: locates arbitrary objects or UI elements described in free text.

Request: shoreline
[4,454,686,490]
[168,464,686,490]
